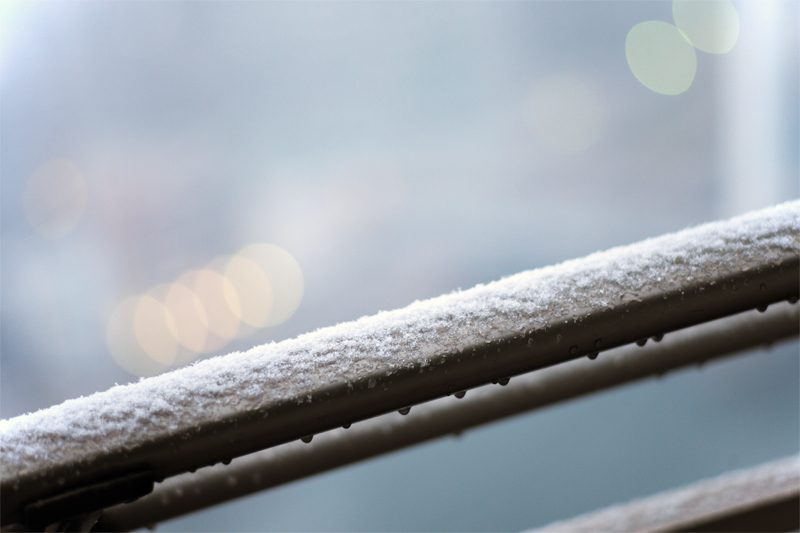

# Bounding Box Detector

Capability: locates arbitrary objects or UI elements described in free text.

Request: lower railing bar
[527,453,799,532]
[97,302,799,531]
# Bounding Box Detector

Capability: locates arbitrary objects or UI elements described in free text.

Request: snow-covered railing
[96,302,799,531]
[528,454,800,532]
[1,201,798,530]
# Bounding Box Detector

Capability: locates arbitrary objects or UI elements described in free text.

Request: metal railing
[1,202,798,531]
[97,302,799,531]
[528,454,800,532]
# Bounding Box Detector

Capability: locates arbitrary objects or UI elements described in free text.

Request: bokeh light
[23,158,88,239]
[525,73,606,154]
[191,269,241,346]
[133,290,180,366]
[224,255,273,328]
[107,244,303,376]
[107,244,302,375]
[164,282,209,353]
[626,20,697,95]
[107,296,170,377]
[236,244,304,327]
[672,0,740,54]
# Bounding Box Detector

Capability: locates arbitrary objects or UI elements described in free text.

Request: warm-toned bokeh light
[525,73,606,154]
[191,269,241,345]
[164,282,209,353]
[672,0,740,54]
[107,244,302,375]
[133,292,179,366]
[626,20,697,95]
[225,255,273,328]
[236,244,303,327]
[23,158,88,239]
[107,296,170,377]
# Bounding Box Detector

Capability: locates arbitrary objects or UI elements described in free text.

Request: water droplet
[342,422,351,429]
[527,338,535,347]
[731,285,737,292]
[587,352,598,360]
[498,377,510,386]
[760,283,767,292]
[651,334,663,342]
[569,345,578,355]
[636,339,647,347]
[757,305,768,313]
[594,339,602,349]
[454,391,466,399]
[301,435,313,443]
[57,477,65,485]
[190,468,197,473]
[368,378,376,389]
[398,407,411,415]
[222,458,231,466]
[789,295,799,304]
[556,334,562,342]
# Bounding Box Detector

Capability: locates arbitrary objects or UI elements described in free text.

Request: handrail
[1,201,798,528]
[528,454,799,532]
[97,302,799,531]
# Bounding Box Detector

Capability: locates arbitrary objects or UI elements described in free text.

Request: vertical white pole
[717,1,795,217]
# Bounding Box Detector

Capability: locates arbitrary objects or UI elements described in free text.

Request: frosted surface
[2,201,798,484]
[531,454,799,532]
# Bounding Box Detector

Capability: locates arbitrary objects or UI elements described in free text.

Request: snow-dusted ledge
[2,201,798,527]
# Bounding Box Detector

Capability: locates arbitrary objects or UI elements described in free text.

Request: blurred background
[1,1,798,530]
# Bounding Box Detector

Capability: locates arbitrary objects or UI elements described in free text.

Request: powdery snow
[530,454,800,532]
[2,201,798,484]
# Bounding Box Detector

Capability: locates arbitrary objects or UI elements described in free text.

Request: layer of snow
[531,454,800,532]
[2,201,798,485]
[98,303,800,532]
